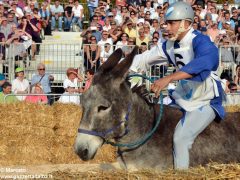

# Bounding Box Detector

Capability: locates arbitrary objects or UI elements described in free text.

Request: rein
[78,74,164,149]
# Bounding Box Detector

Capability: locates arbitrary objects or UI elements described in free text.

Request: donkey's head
[75,47,139,161]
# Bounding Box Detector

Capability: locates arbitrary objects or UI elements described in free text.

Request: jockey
[130,2,225,169]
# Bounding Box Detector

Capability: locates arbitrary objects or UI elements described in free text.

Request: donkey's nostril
[83,148,88,157]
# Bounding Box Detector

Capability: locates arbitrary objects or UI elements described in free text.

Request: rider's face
[166,20,181,40]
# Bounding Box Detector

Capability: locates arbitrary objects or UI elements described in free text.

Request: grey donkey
[74,47,240,170]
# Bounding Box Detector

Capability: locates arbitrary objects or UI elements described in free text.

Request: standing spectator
[97,30,117,55]
[31,63,54,104]
[39,2,51,35]
[0,82,18,103]
[9,1,24,19]
[70,0,84,31]
[234,65,240,90]
[50,0,64,31]
[123,20,137,38]
[64,0,74,31]
[87,0,98,18]
[100,43,111,65]
[12,67,29,101]
[25,83,48,104]
[0,73,5,92]
[0,17,11,39]
[85,36,100,70]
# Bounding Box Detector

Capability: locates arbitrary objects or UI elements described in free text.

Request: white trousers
[173,105,216,169]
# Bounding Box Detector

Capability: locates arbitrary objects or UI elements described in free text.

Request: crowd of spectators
[0,0,240,105]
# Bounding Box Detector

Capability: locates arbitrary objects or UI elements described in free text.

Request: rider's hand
[151,76,172,97]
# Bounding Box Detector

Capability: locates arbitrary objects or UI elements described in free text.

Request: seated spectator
[0,73,5,92]
[12,67,29,101]
[0,82,19,103]
[84,36,100,70]
[228,82,238,93]
[79,69,94,93]
[139,42,148,54]
[70,0,84,32]
[63,68,83,93]
[25,83,48,104]
[123,20,137,38]
[31,63,54,104]
[50,0,64,31]
[97,30,117,56]
[136,28,149,46]
[64,0,74,31]
[58,84,80,105]
[39,2,52,35]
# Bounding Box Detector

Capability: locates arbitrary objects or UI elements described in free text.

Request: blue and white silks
[130,28,225,120]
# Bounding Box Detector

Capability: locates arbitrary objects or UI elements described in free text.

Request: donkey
[74,47,240,170]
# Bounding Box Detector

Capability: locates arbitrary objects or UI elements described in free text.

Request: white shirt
[63,78,78,89]
[72,5,83,17]
[97,38,113,54]
[12,78,29,101]
[58,92,80,105]
[100,50,112,64]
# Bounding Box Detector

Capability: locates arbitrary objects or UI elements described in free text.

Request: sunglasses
[103,34,108,35]
[146,13,150,15]
[117,29,122,31]
[38,68,45,70]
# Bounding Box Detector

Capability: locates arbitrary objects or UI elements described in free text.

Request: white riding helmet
[165,2,194,22]
[165,2,194,41]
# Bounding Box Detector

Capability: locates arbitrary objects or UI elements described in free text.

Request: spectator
[58,84,80,105]
[9,1,24,19]
[50,0,64,31]
[0,17,11,39]
[136,28,149,46]
[39,2,51,35]
[111,7,123,25]
[116,32,128,49]
[31,63,54,104]
[79,69,94,93]
[64,0,74,32]
[7,13,17,26]
[122,36,135,56]
[102,17,111,32]
[12,67,29,101]
[207,21,220,42]
[0,82,19,103]
[228,82,238,93]
[63,68,83,92]
[25,83,48,104]
[219,38,234,70]
[100,43,111,65]
[84,36,100,70]
[234,65,240,90]
[123,19,137,38]
[0,73,5,92]
[70,0,84,32]
[139,42,147,54]
[87,0,99,18]
[98,30,117,55]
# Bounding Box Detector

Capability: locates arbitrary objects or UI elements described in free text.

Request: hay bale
[225,105,240,113]
[0,102,116,166]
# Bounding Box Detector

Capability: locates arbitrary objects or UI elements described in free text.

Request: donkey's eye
[98,106,109,112]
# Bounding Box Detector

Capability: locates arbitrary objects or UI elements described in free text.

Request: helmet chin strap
[169,20,192,41]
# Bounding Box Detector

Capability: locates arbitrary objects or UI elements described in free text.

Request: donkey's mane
[126,79,153,105]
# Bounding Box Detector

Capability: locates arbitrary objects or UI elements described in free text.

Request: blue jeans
[51,16,63,30]
[88,6,96,18]
[71,17,82,30]
[64,17,72,30]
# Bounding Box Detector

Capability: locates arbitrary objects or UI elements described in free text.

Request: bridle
[77,74,164,149]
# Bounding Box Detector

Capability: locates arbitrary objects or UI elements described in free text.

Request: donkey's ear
[111,46,139,80]
[98,48,123,73]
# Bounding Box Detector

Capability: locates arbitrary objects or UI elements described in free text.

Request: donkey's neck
[118,93,155,147]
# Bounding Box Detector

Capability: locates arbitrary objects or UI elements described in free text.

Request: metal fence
[1,42,240,89]
[4,93,82,104]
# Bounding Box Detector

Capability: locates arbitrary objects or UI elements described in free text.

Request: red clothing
[25,95,48,104]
